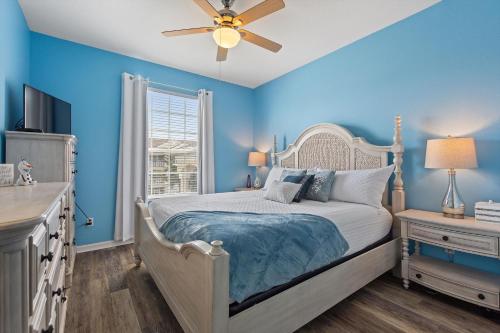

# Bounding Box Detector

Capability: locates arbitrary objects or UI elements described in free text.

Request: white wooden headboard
[272,116,405,214]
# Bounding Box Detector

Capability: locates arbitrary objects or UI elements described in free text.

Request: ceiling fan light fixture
[212,26,240,49]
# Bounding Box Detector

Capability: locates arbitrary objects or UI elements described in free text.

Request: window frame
[146,87,199,199]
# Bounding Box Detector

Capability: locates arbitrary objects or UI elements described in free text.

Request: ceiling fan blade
[216,46,228,61]
[162,27,214,37]
[193,0,221,18]
[239,30,282,53]
[235,0,285,26]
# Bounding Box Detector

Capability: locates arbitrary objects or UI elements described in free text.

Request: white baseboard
[76,239,134,253]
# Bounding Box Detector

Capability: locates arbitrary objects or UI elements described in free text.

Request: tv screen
[24,84,71,134]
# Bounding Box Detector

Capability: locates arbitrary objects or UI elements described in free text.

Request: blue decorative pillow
[294,175,315,202]
[279,169,306,181]
[305,170,336,202]
[282,175,304,184]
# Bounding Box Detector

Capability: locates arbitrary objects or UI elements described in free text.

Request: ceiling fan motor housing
[221,0,235,9]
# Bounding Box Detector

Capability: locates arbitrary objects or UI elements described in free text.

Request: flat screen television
[23,84,71,134]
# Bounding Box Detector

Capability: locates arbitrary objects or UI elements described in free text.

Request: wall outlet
[85,217,94,226]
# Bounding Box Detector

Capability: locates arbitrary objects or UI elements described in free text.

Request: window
[147,88,199,198]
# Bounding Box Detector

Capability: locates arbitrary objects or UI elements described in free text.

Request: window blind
[147,88,199,197]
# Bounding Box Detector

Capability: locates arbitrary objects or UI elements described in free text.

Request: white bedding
[148,190,392,256]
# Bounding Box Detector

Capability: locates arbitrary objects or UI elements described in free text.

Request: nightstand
[234,187,261,192]
[396,209,500,310]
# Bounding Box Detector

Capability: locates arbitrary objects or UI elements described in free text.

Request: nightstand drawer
[409,268,500,309]
[408,222,499,256]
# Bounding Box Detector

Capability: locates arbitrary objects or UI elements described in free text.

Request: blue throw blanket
[159,211,349,303]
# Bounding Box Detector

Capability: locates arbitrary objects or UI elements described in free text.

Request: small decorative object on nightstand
[248,151,266,188]
[475,200,500,224]
[425,136,477,219]
[397,209,500,311]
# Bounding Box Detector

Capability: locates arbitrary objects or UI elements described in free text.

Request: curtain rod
[126,73,202,95]
[147,79,199,94]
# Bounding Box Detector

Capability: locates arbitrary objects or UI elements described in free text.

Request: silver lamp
[425,136,478,219]
[248,152,266,188]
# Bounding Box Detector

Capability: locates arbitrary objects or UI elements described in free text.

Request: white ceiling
[19,0,440,88]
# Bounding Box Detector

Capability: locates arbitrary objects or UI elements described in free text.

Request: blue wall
[0,0,30,161]
[254,0,500,274]
[30,33,254,245]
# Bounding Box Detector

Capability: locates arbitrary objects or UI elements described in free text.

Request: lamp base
[441,169,465,219]
[254,176,262,189]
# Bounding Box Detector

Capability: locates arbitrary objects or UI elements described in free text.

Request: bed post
[134,196,143,267]
[391,115,405,215]
[391,115,405,279]
[271,134,278,166]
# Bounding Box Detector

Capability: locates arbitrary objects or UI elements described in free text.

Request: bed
[134,116,405,333]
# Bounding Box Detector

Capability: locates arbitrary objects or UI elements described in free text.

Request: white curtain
[114,73,148,241]
[197,89,215,194]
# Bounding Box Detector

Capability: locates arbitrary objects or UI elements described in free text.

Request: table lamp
[248,152,266,188]
[425,136,477,219]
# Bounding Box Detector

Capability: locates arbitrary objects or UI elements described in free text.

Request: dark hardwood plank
[65,245,500,333]
[110,289,142,333]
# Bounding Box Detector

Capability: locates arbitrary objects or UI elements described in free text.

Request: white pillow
[329,165,395,208]
[264,181,302,204]
[263,167,284,190]
[263,167,306,190]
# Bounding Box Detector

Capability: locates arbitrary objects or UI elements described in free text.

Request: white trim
[76,239,134,253]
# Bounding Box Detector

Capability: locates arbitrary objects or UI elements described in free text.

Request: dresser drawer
[47,241,66,321]
[69,142,77,163]
[69,164,77,182]
[30,283,48,333]
[409,267,500,309]
[29,224,48,315]
[47,263,65,333]
[60,193,69,216]
[408,222,499,256]
[46,201,62,253]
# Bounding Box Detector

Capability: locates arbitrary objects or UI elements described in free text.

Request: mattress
[148,190,392,256]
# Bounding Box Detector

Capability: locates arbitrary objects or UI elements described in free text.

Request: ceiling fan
[162,0,285,61]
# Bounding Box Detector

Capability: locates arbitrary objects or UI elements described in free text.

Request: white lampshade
[248,152,266,167]
[425,137,478,169]
[212,27,241,49]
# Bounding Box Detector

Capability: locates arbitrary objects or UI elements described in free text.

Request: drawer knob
[442,235,449,241]
[59,214,66,220]
[72,151,78,155]
[42,325,54,333]
[416,273,422,279]
[478,293,485,300]
[61,295,67,303]
[52,288,62,297]
[72,190,76,197]
[64,206,70,211]
[41,252,54,262]
[64,241,70,247]
[49,231,59,240]
[72,170,78,174]
[61,255,68,261]
[73,214,76,221]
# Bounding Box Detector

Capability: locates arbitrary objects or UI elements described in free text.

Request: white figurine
[16,159,37,186]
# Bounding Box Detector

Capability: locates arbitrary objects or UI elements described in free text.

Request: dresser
[397,209,500,311]
[0,183,75,333]
[6,131,78,289]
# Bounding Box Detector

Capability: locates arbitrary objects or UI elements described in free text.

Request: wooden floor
[65,245,500,333]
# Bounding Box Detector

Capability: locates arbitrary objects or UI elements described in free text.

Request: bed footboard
[134,197,230,333]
